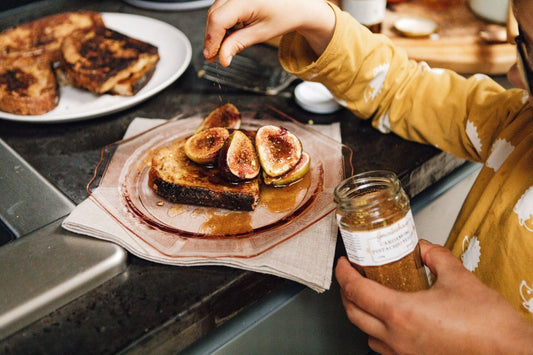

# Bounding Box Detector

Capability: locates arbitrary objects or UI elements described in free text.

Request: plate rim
[0,12,192,124]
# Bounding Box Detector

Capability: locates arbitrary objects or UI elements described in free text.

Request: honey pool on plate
[153,171,313,237]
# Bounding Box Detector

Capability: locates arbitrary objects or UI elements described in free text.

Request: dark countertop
[0,1,472,353]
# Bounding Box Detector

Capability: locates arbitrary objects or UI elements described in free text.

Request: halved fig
[184,127,230,164]
[255,125,302,177]
[195,103,241,133]
[219,130,260,182]
[263,151,311,186]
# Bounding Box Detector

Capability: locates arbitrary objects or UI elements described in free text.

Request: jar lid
[294,81,341,114]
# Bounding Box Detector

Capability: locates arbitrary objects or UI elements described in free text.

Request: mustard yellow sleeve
[279,3,527,164]
[279,4,533,320]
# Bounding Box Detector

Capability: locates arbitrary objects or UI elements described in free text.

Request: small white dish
[393,17,438,38]
[294,82,341,114]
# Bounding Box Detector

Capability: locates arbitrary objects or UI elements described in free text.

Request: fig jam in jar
[334,171,429,291]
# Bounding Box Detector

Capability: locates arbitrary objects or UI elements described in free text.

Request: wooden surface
[383,0,515,74]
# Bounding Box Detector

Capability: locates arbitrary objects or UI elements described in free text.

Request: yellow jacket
[279,3,533,320]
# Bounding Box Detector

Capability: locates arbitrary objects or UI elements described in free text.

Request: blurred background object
[422,0,460,10]
[122,0,214,11]
[468,0,509,24]
[382,0,515,74]
[342,0,387,33]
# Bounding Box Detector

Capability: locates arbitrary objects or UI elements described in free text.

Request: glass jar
[334,170,429,291]
[342,0,386,33]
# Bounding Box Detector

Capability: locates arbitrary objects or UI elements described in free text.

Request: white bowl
[294,82,341,114]
[468,0,509,24]
[393,17,438,38]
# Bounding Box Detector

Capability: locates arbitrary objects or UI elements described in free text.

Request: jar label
[339,210,419,266]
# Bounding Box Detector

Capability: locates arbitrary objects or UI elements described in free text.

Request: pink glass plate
[88,104,353,258]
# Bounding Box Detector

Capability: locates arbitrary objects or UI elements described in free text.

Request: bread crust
[109,63,156,96]
[0,56,58,115]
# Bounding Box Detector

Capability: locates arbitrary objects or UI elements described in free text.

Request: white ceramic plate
[0,13,192,123]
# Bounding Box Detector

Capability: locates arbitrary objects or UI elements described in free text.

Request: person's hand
[203,0,335,66]
[335,239,533,354]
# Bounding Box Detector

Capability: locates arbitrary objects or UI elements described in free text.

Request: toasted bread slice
[0,56,58,115]
[149,137,260,211]
[0,11,105,63]
[60,27,160,95]
[109,62,156,96]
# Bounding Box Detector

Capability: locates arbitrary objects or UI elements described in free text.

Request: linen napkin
[63,117,342,292]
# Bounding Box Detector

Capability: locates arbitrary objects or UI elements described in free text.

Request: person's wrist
[298,3,335,56]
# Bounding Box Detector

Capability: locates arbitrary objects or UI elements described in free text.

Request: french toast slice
[0,56,58,115]
[149,137,260,211]
[60,27,160,95]
[109,62,156,96]
[0,11,105,63]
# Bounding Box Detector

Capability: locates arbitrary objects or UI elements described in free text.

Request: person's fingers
[217,23,275,66]
[204,0,230,17]
[335,256,363,288]
[207,0,230,12]
[338,289,385,336]
[335,257,400,332]
[419,239,465,281]
[203,0,244,62]
[367,336,396,355]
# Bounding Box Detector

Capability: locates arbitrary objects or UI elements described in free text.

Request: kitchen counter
[0,1,480,353]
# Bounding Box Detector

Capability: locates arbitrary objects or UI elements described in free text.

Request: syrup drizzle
[215,60,223,104]
[201,211,253,235]
[122,163,324,240]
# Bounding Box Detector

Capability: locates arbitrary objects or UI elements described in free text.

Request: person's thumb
[419,239,466,281]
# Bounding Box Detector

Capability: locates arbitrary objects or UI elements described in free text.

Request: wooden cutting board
[383,0,515,74]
